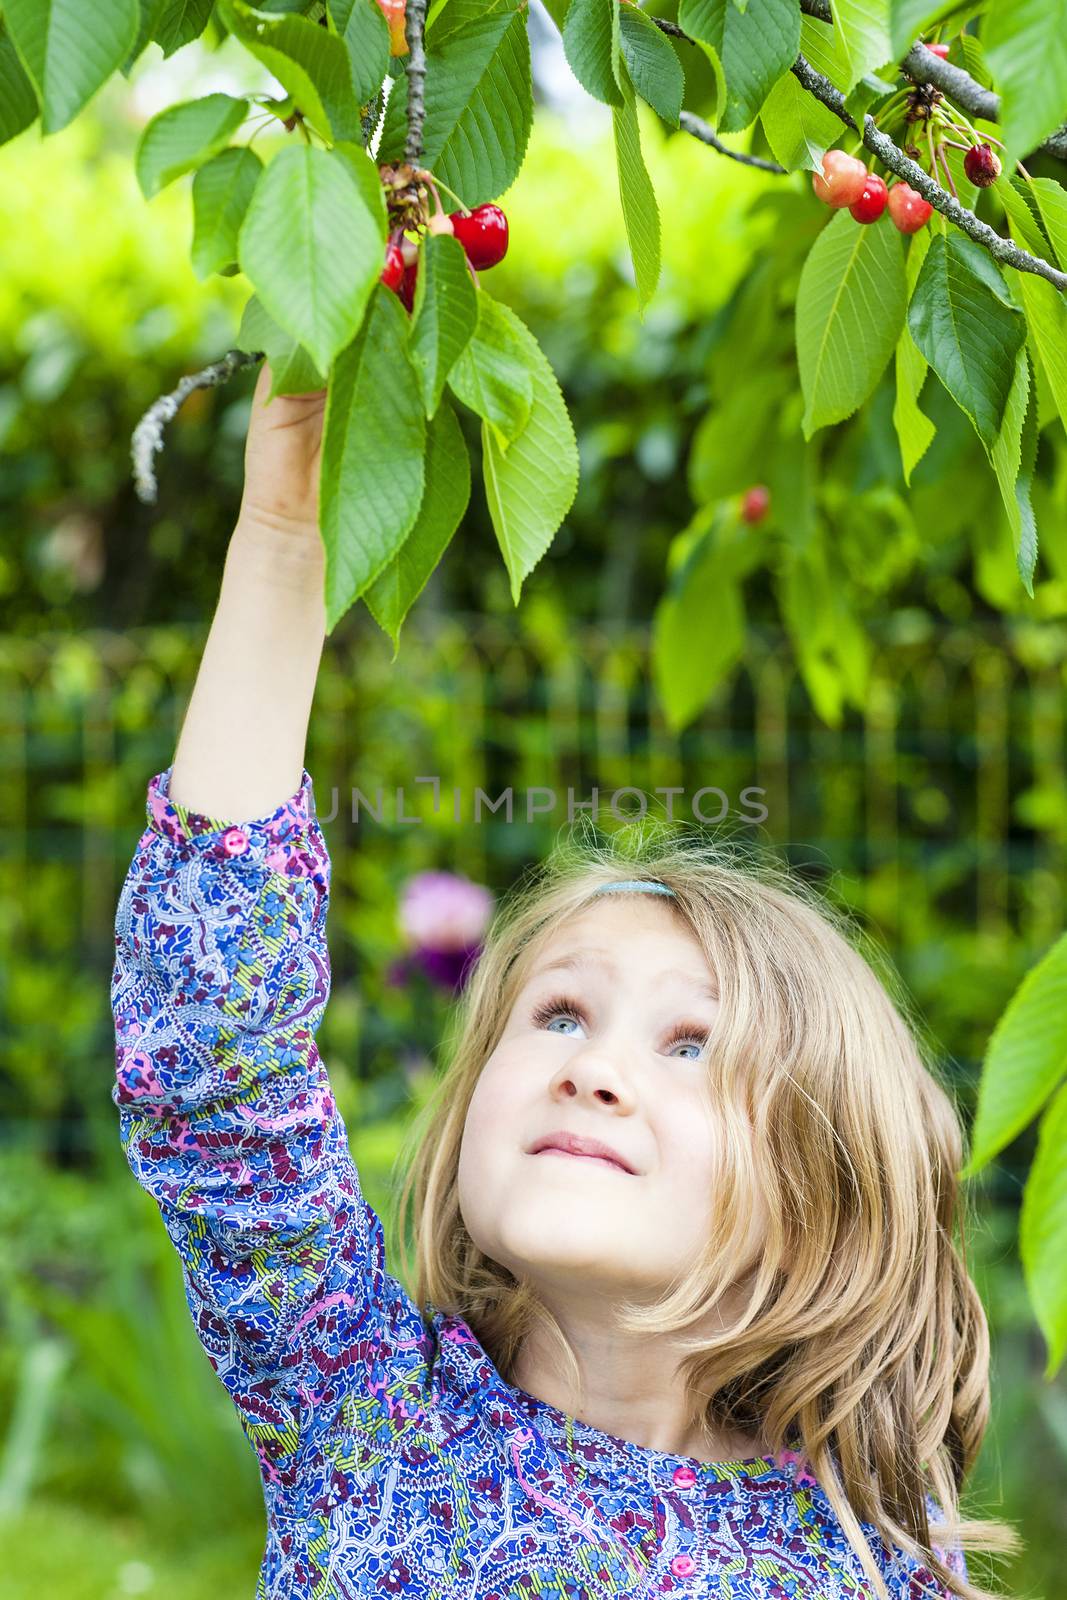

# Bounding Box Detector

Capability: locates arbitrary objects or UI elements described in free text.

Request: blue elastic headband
[590,878,676,898]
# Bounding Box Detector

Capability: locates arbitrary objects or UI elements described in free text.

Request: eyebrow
[530,948,719,1002]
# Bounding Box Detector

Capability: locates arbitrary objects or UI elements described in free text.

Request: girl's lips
[533,1148,630,1173]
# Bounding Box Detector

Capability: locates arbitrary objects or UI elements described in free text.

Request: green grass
[0,1501,264,1599]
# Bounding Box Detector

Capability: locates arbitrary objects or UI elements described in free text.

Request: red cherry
[963,143,1001,187]
[812,149,868,208]
[925,41,950,59]
[887,182,933,233]
[848,172,888,223]
[741,485,770,525]
[380,239,405,292]
[447,203,509,269]
[398,260,418,313]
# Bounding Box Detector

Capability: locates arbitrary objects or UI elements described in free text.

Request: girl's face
[457,896,764,1314]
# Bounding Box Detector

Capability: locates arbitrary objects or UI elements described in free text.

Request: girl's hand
[236,359,327,551]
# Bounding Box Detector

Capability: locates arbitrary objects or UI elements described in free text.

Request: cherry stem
[936,103,1007,151]
[422,174,446,217]
[937,143,959,198]
[1017,160,1033,181]
[873,90,909,128]
[416,168,467,213]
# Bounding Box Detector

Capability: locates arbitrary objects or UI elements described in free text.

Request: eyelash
[530,992,710,1060]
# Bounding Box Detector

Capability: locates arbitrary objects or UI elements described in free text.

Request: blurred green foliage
[1,49,1066,1600]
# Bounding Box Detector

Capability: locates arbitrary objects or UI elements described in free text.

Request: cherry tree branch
[679,111,787,172]
[796,0,1067,160]
[791,53,1067,291]
[131,348,264,504]
[404,0,429,163]
[650,10,1066,290]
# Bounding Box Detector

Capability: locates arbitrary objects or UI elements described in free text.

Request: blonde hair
[394,816,1022,1600]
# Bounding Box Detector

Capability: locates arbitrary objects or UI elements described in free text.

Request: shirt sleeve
[110,764,426,1501]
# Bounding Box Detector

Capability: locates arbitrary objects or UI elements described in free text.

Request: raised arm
[110,366,430,1511]
[167,367,328,822]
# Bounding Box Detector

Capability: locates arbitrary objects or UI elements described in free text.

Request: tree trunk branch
[797,0,1067,161]
[790,53,1067,291]
[404,0,429,165]
[679,111,787,173]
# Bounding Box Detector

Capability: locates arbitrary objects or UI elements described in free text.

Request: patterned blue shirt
[110,764,967,1599]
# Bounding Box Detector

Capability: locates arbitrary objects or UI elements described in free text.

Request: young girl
[111,362,1019,1600]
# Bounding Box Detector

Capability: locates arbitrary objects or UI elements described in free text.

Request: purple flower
[414,942,483,993]
[393,871,494,996]
[398,871,493,952]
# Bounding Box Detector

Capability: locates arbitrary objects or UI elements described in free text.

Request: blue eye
[530,994,708,1059]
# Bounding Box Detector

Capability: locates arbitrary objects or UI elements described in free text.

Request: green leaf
[409,234,478,419]
[331,0,390,103]
[759,65,842,173]
[830,0,892,93]
[800,11,850,90]
[378,3,533,209]
[477,300,579,605]
[796,208,907,438]
[135,93,249,199]
[237,144,383,375]
[1020,1079,1067,1378]
[989,347,1038,596]
[330,138,389,231]
[688,370,791,500]
[678,0,801,132]
[906,231,1026,449]
[887,0,960,60]
[561,0,622,106]
[1016,271,1067,440]
[121,0,169,76]
[190,146,263,279]
[4,0,138,134]
[618,3,684,126]
[1028,177,1067,272]
[612,63,662,313]
[539,0,570,28]
[447,293,535,448]
[842,68,896,128]
[154,0,214,57]
[218,0,363,143]
[363,400,472,652]
[237,295,326,398]
[1000,177,1067,437]
[984,0,1067,170]
[892,226,936,483]
[963,930,1067,1176]
[319,285,426,631]
[0,23,39,144]
[653,521,746,733]
[778,529,870,726]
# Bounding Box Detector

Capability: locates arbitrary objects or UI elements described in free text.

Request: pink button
[670,1554,695,1577]
[222,827,249,856]
[672,1466,697,1488]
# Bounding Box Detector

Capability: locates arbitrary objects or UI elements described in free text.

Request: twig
[403,0,429,165]
[131,348,264,504]
[791,53,1067,291]
[679,111,787,173]
[796,0,1067,161]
